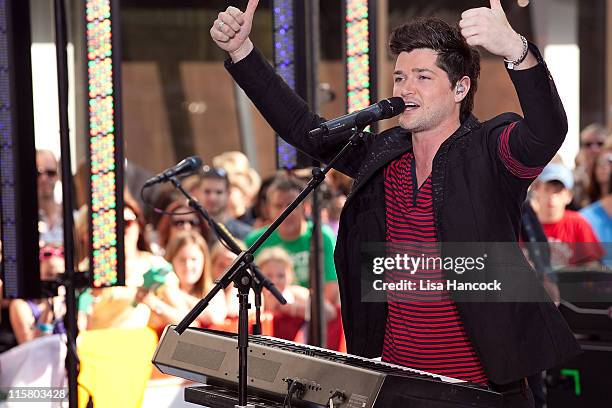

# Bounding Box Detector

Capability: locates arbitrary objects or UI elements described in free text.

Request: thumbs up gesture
[210,0,259,61]
[459,0,525,63]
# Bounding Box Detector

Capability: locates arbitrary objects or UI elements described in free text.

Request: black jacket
[226,45,581,385]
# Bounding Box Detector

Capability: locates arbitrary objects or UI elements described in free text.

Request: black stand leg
[237,275,252,407]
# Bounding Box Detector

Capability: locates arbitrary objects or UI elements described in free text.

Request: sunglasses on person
[171,219,201,228]
[582,141,604,148]
[202,165,228,179]
[39,246,64,261]
[37,168,58,178]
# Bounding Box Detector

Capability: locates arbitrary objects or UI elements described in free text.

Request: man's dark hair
[267,173,304,200]
[389,17,480,121]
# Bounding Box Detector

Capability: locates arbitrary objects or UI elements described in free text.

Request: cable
[283,379,306,408]
[139,184,198,216]
[288,387,297,408]
[328,390,346,408]
[283,380,297,408]
[77,382,94,407]
[58,315,93,407]
[292,381,306,400]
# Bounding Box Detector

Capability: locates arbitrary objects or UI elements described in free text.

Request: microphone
[309,97,406,137]
[143,156,203,187]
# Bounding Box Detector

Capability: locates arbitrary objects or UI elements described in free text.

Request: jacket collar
[346,114,481,204]
[346,126,412,204]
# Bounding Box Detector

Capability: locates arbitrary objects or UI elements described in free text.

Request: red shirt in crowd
[541,210,604,267]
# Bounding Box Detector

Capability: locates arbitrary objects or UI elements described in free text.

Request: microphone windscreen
[187,156,203,169]
[385,97,406,119]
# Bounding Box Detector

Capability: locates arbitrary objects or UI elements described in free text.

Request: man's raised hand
[459,0,525,62]
[210,0,259,62]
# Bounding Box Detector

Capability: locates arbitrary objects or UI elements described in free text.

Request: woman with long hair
[146,230,227,332]
[155,200,209,250]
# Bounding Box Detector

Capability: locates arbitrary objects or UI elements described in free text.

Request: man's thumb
[490,0,503,11]
[245,0,260,18]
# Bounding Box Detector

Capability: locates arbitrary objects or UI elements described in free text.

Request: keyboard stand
[185,384,314,408]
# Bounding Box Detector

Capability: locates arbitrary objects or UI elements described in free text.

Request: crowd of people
[1,125,607,355]
[1,124,612,356]
[0,90,604,340]
[0,148,351,355]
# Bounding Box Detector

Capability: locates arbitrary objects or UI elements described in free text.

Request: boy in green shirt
[245,176,339,304]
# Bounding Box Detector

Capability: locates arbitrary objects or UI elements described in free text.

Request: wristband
[504,34,528,70]
[37,322,54,334]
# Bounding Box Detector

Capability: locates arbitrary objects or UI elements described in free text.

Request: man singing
[210,1,580,406]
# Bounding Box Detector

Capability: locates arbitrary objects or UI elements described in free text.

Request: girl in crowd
[212,151,261,222]
[144,230,227,334]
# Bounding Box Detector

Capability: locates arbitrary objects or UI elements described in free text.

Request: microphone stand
[250,275,263,335]
[166,177,286,311]
[174,125,367,408]
[168,179,282,408]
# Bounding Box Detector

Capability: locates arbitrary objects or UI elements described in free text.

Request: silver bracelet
[504,34,528,70]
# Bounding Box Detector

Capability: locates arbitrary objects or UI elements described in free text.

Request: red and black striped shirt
[381,124,543,384]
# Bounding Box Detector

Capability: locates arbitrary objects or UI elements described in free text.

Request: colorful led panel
[272,0,298,169]
[85,0,123,287]
[344,0,376,125]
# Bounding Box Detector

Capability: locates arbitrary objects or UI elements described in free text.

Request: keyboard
[153,326,502,407]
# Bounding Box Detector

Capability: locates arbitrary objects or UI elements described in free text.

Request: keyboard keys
[248,334,463,383]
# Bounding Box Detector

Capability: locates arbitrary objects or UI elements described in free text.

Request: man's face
[392,49,459,133]
[36,151,59,200]
[533,181,572,224]
[200,178,228,217]
[267,189,304,238]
